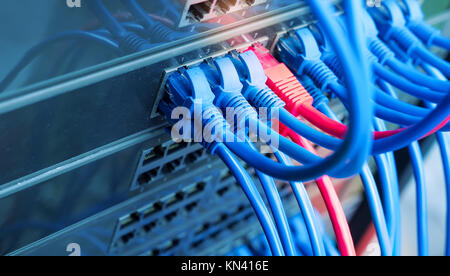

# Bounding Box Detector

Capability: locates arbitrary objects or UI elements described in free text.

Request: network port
[179,0,270,27]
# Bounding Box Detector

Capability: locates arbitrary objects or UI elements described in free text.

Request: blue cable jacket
[372,135,400,255]
[319,103,392,256]
[305,0,373,178]
[421,63,450,256]
[87,0,129,39]
[373,63,445,103]
[273,150,326,256]
[411,46,450,78]
[408,142,429,256]
[246,142,297,256]
[0,31,122,92]
[385,58,450,93]
[432,35,450,52]
[360,164,393,256]
[436,132,450,256]
[329,82,439,127]
[215,144,285,256]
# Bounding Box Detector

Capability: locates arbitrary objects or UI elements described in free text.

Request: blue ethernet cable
[369,0,450,78]
[201,60,298,256]
[356,10,450,93]
[228,46,371,179]
[294,0,373,177]
[215,144,285,256]
[372,140,398,253]
[408,142,429,256]
[87,0,153,53]
[0,30,122,92]
[359,164,393,256]
[436,132,450,256]
[378,78,429,256]
[421,64,450,256]
[273,150,326,256]
[162,67,285,256]
[246,142,298,256]
[400,0,450,51]
[328,82,437,127]
[372,64,446,104]
[382,58,450,93]
[121,0,188,42]
[354,8,450,93]
[309,85,394,256]
[373,110,402,256]
[278,28,441,127]
[357,9,450,93]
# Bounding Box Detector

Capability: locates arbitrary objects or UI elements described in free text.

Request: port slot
[165,211,178,222]
[216,0,238,12]
[217,185,230,197]
[143,221,157,233]
[119,212,140,230]
[161,157,183,174]
[120,231,136,244]
[137,167,160,186]
[195,223,210,235]
[185,149,205,164]
[166,141,188,155]
[164,192,185,207]
[185,201,198,212]
[142,202,163,218]
[188,0,216,21]
[142,146,165,166]
[184,182,206,198]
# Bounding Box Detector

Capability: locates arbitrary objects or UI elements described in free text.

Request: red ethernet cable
[289,131,356,256]
[242,46,356,255]
[245,44,448,141]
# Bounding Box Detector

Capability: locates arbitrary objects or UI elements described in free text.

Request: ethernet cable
[378,77,429,256]
[284,133,356,256]
[215,144,285,256]
[202,56,325,252]
[373,116,402,256]
[246,142,297,256]
[420,63,450,256]
[409,141,429,256]
[278,28,445,123]
[352,9,450,96]
[273,150,327,256]
[249,44,449,155]
[291,100,391,256]
[0,31,122,92]
[121,0,188,42]
[199,57,297,256]
[400,0,450,52]
[87,0,153,53]
[369,0,450,78]
[160,68,285,256]
[203,55,352,255]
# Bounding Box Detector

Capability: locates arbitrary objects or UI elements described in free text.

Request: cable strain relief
[149,23,186,42]
[324,54,344,79]
[246,86,286,110]
[304,85,329,109]
[393,27,421,54]
[119,32,152,53]
[197,107,229,153]
[409,21,441,47]
[369,39,395,65]
[225,94,258,122]
[305,61,338,91]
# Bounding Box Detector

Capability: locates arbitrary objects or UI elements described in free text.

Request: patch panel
[130,140,208,191]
